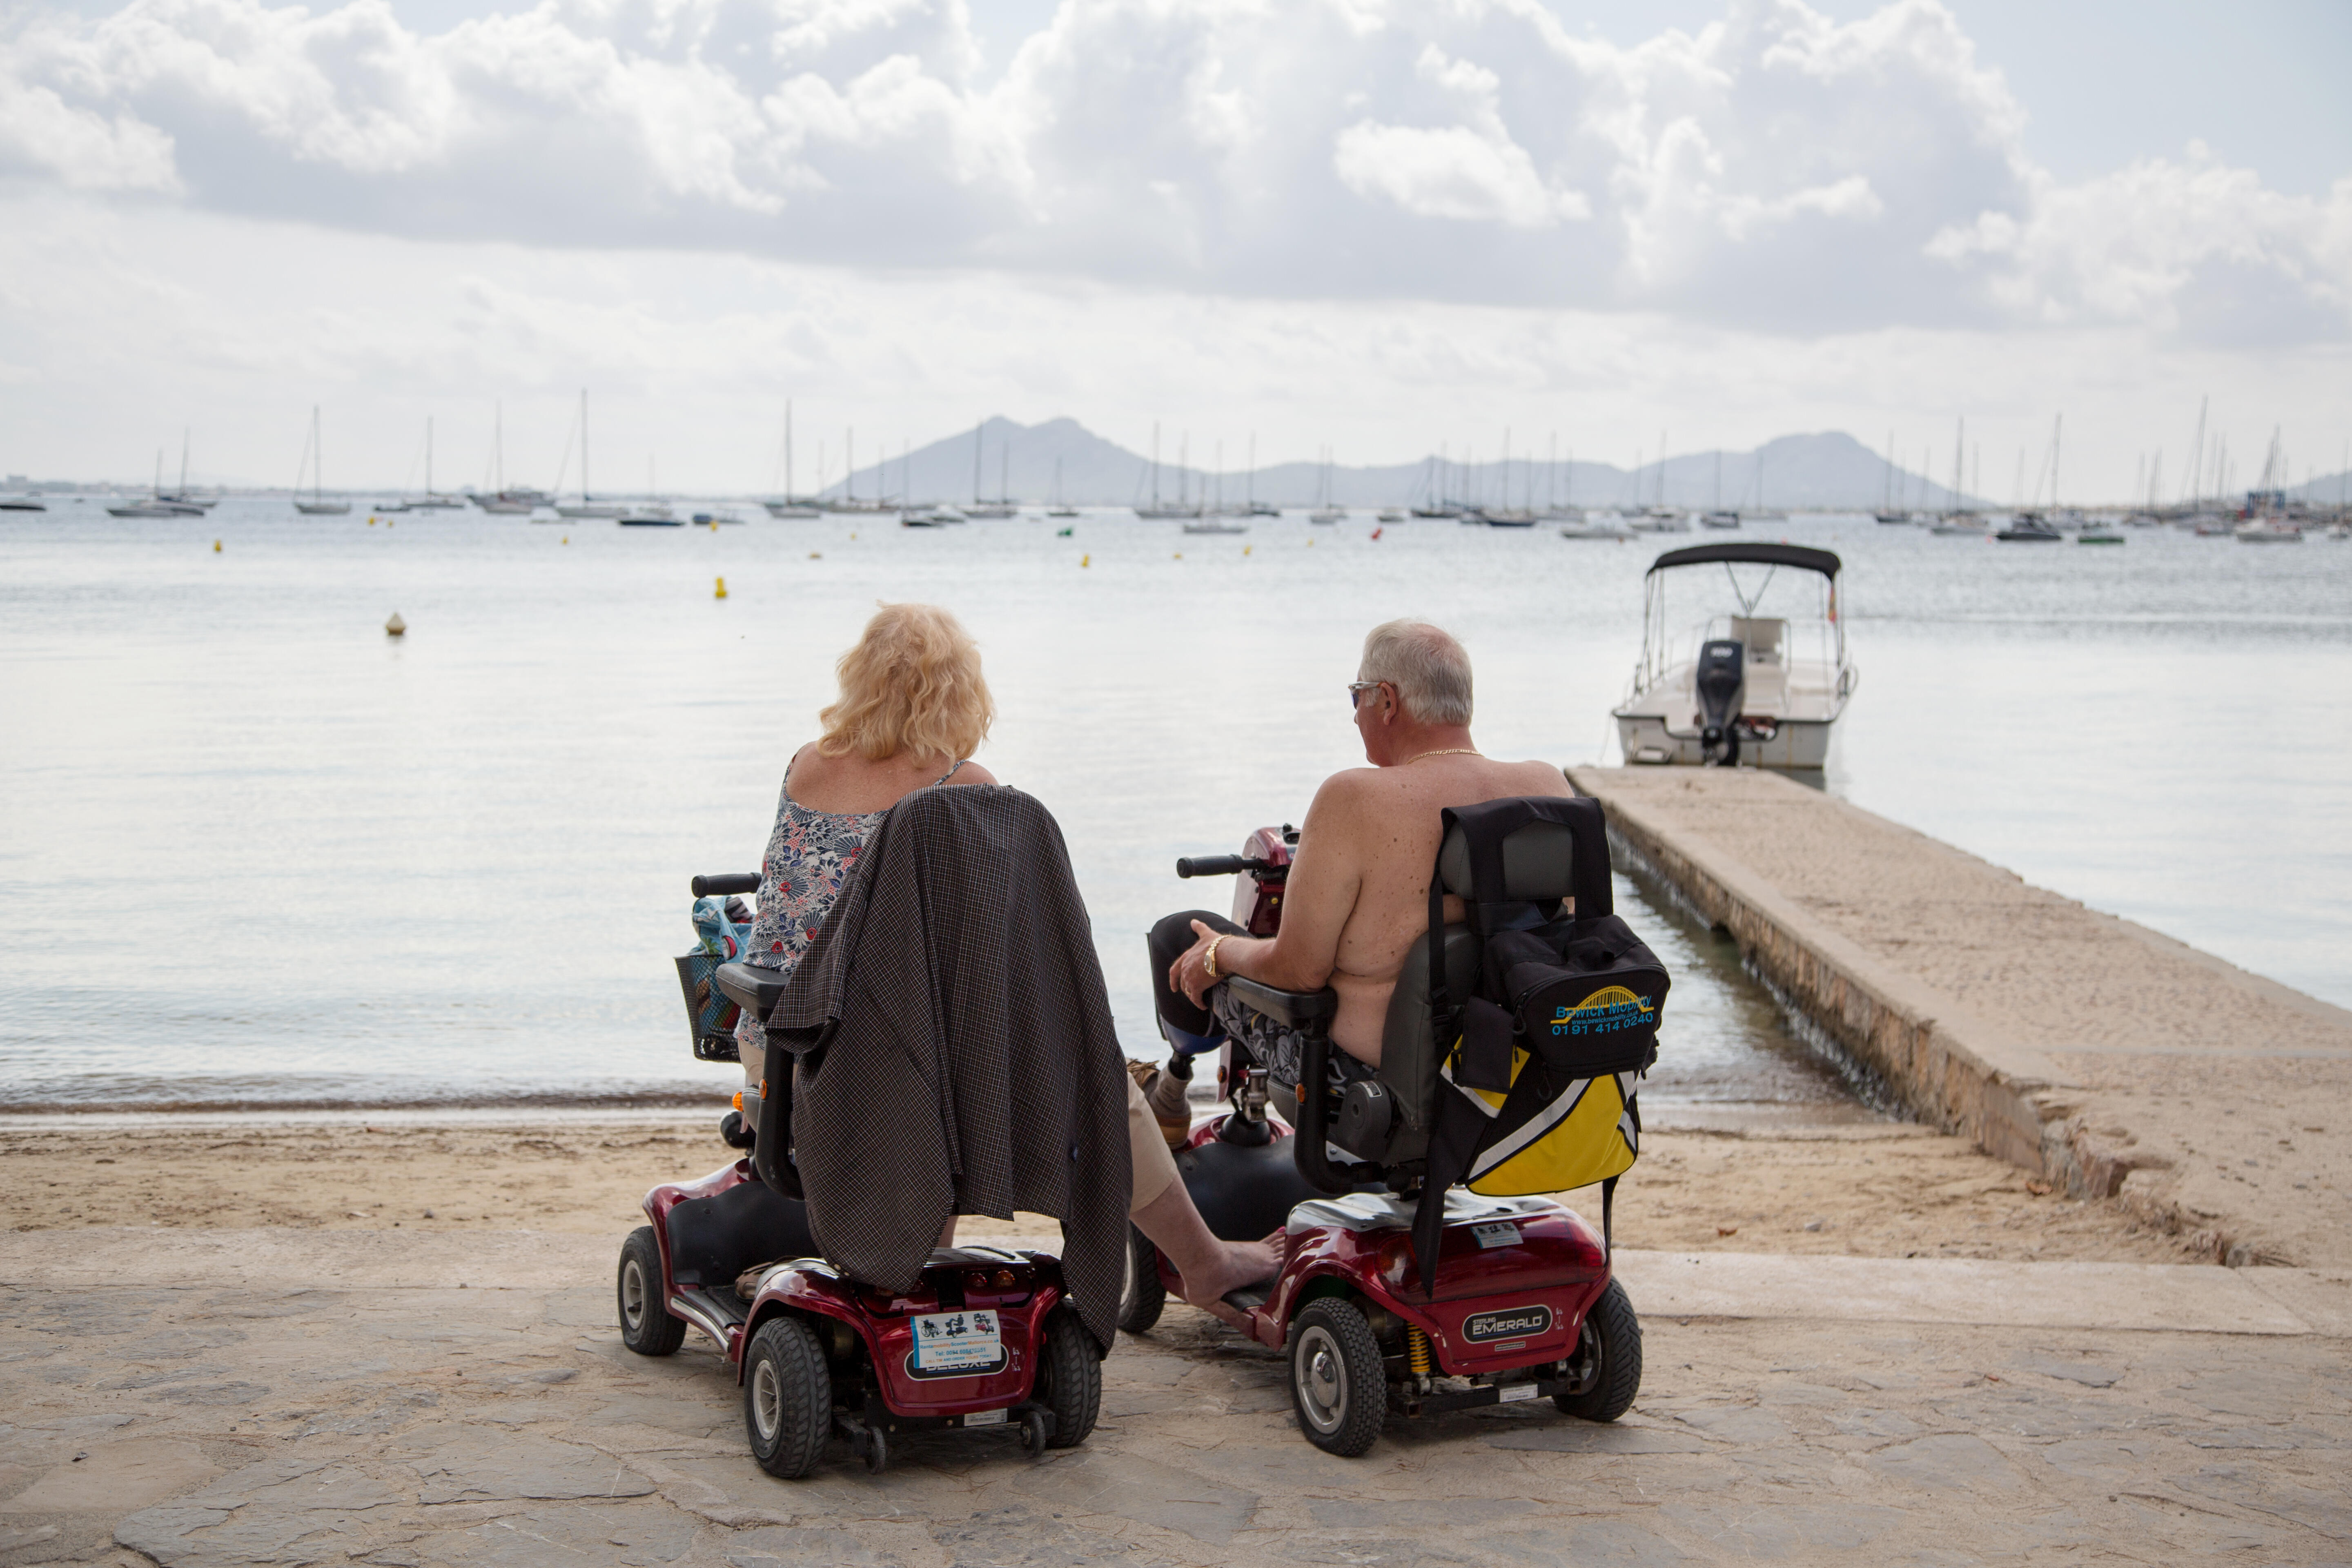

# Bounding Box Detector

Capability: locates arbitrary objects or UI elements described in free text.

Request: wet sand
[0,1114,2200,1263]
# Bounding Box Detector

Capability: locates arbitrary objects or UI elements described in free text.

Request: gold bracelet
[1203,934,1228,980]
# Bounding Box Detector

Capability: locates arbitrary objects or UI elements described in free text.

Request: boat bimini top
[1646,541,1841,579]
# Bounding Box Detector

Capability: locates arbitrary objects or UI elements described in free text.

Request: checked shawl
[766,784,1131,1354]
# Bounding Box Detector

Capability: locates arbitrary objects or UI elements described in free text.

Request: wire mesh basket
[674,951,743,1062]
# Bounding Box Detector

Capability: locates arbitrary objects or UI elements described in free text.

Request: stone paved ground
[3,1231,2347,1566]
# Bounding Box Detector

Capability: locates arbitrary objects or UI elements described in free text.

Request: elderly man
[1152,618,1572,1071]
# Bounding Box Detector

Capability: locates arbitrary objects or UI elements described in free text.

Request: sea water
[2,504,2344,1114]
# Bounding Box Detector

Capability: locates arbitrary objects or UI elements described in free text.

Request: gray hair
[1359,619,1473,726]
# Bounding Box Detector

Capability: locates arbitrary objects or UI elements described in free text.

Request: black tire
[1116,1225,1166,1335]
[617,1227,687,1357]
[1287,1299,1386,1457]
[1035,1305,1101,1450]
[743,1316,833,1479]
[1554,1278,1642,1423]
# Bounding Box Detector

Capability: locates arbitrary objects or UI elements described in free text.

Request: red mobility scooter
[1121,799,1660,1456]
[616,874,1100,1479]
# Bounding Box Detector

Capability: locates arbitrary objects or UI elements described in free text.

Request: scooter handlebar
[1176,854,1281,878]
[692,873,762,897]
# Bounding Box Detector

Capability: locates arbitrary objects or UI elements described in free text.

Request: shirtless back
[1166,621,1573,1067]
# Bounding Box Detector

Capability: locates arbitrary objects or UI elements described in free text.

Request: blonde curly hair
[817,603,994,762]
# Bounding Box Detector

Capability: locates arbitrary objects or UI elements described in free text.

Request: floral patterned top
[733,756,966,1063]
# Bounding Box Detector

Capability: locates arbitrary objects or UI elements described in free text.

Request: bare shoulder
[1309,765,1389,816]
[1507,759,1574,797]
[951,760,1000,787]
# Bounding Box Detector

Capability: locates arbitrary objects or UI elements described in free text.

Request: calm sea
[2,503,2344,1115]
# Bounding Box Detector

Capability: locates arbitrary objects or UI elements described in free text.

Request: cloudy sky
[2,0,2347,497]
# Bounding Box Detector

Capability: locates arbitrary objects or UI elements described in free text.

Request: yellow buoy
[808,551,822,560]
[709,521,719,532]
[1173,552,1183,560]
[385,612,406,637]
[212,540,221,552]
[1080,553,1090,568]
[368,516,377,526]
[1307,537,1315,546]
[560,536,568,544]
[715,575,728,599]
[1242,544,1251,556]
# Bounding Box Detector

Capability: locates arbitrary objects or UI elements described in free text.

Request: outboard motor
[1694,639,1745,766]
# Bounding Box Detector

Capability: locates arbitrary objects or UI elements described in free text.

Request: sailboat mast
[973,420,982,507]
[494,401,505,493]
[580,389,590,503]
[1151,423,1160,507]
[785,401,794,500]
[2052,414,2063,510]
[1247,433,1255,508]
[180,428,189,497]
[426,415,434,498]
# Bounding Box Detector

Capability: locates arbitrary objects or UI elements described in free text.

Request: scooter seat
[1225,976,1336,1026]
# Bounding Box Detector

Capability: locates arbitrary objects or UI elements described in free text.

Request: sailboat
[151,430,218,510]
[763,401,821,517]
[406,417,466,510]
[963,421,1016,519]
[1136,423,1205,520]
[555,391,624,518]
[292,405,350,515]
[1308,446,1345,523]
[1047,457,1078,518]
[109,449,206,517]
[475,403,543,513]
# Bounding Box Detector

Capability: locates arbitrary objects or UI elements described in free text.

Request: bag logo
[1551,985,1654,1039]
[1463,1304,1554,1342]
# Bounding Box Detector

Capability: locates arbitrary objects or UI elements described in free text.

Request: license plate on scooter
[910,1310,1003,1373]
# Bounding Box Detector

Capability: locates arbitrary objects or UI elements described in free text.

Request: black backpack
[1412,795,1670,1294]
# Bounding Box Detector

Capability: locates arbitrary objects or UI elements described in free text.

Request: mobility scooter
[1123,798,1659,1457]
[616,873,1101,1479]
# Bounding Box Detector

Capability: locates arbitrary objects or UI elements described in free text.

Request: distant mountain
[2288,469,2352,507]
[826,421,1981,511]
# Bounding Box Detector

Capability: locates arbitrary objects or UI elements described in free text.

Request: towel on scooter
[761,784,1131,1355]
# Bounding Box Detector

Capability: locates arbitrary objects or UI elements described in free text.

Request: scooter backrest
[1374,923,1480,1144]
[1435,818,1581,910]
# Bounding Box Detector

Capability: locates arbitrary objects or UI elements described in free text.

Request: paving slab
[4,1228,2350,1566]
[1568,766,2352,1272]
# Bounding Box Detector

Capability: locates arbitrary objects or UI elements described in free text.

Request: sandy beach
[0,1114,2202,1263]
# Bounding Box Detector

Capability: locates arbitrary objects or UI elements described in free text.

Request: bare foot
[1176,1232,1284,1328]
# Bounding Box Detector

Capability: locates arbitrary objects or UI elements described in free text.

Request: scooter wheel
[1287,1299,1385,1457]
[1116,1225,1165,1335]
[1553,1277,1642,1423]
[617,1227,686,1357]
[857,1424,888,1476]
[1018,1409,1049,1457]
[742,1316,833,1479]
[1036,1304,1101,1449]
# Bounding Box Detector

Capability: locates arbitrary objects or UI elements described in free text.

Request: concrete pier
[1569,766,2352,1272]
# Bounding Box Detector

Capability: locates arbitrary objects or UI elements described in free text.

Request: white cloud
[0,0,2344,340]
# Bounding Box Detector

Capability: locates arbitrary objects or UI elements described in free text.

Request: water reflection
[1610,870,1892,1128]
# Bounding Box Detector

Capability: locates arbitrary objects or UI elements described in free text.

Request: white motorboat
[2235,517,2302,543]
[1628,508,1691,534]
[1613,542,1856,771]
[617,504,681,526]
[1182,516,1247,535]
[1699,510,1740,530]
[1376,508,1407,523]
[764,500,822,519]
[902,506,967,527]
[2076,517,2126,545]
[1929,511,1987,536]
[1308,506,1347,524]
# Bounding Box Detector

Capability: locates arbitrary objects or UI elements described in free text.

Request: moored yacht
[1613,542,1856,770]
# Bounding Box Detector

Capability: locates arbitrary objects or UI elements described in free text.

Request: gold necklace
[1404,747,1482,764]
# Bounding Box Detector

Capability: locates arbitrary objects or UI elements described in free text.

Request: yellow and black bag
[1412,797,1668,1294]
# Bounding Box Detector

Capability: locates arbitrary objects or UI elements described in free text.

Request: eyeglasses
[1348,680,1384,710]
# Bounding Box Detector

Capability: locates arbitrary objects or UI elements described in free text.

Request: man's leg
[1125,1071,1280,1329]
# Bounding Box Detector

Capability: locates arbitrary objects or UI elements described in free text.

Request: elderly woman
[736,603,1278,1322]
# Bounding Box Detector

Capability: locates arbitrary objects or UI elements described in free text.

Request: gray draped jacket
[763,784,1132,1354]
